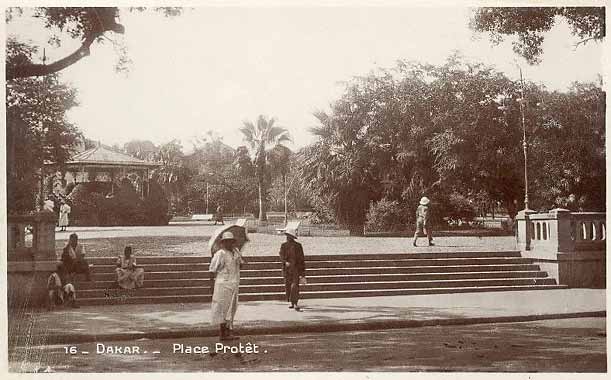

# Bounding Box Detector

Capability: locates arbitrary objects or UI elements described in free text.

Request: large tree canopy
[5,7,182,80]
[7,39,82,212]
[302,55,605,234]
[470,7,605,64]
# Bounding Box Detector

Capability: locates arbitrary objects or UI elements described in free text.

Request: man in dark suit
[279,228,305,311]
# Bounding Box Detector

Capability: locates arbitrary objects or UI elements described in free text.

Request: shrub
[66,179,169,226]
[365,198,408,232]
[142,181,170,225]
[427,191,477,226]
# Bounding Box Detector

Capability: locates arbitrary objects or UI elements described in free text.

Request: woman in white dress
[209,231,245,341]
[58,202,71,231]
[115,246,144,289]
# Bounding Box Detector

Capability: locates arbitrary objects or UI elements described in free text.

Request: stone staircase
[77,251,565,306]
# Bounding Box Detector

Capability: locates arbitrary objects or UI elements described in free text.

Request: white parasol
[208,223,249,255]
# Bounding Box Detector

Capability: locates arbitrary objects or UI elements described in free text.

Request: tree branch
[7,33,99,80]
[573,36,598,50]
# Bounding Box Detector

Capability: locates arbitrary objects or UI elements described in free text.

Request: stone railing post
[515,208,535,251]
[551,208,574,253]
[7,211,58,309]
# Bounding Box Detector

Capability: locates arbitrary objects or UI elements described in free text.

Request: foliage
[435,192,477,225]
[527,82,605,211]
[66,180,169,226]
[6,39,82,213]
[238,115,291,221]
[302,55,605,233]
[123,139,158,161]
[470,7,605,64]
[6,7,182,79]
[365,198,408,232]
[151,139,192,212]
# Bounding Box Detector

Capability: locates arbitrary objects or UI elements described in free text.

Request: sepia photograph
[3,1,607,374]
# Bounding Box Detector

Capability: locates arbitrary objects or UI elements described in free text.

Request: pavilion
[52,143,160,198]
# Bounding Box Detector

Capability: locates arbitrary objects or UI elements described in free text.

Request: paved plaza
[54,222,517,257]
[9,318,606,372]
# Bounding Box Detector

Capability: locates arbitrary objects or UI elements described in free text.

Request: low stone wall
[8,261,57,309]
[516,209,606,288]
[558,251,606,288]
[8,212,58,310]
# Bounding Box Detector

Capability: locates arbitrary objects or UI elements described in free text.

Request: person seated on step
[62,233,93,281]
[115,246,145,290]
[47,263,79,310]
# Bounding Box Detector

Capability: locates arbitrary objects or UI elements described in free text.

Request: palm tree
[239,115,291,222]
[268,144,293,223]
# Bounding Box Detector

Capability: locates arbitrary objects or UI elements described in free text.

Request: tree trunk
[283,174,288,224]
[258,181,267,222]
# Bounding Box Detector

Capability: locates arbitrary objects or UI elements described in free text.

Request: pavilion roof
[64,144,160,168]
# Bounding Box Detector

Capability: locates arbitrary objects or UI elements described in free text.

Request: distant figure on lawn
[58,201,71,231]
[279,228,306,311]
[116,246,144,289]
[413,196,434,247]
[214,205,224,225]
[62,233,93,281]
[47,263,78,310]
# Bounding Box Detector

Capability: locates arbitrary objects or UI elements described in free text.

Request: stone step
[88,256,210,265]
[92,271,212,281]
[240,264,544,277]
[88,257,533,273]
[88,264,543,280]
[243,284,569,301]
[76,277,557,299]
[85,251,522,265]
[79,270,549,289]
[236,278,558,293]
[238,271,549,285]
[301,251,523,261]
[76,284,567,306]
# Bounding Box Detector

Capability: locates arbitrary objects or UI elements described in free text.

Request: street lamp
[515,63,530,211]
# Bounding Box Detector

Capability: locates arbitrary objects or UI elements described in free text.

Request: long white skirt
[210,279,239,328]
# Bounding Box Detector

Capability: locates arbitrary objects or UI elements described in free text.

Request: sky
[6,5,604,153]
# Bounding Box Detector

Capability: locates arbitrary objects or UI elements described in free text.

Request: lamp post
[516,63,530,211]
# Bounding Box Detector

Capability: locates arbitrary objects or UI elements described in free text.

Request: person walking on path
[115,246,145,289]
[413,196,434,247]
[58,201,71,231]
[214,205,224,225]
[279,228,306,311]
[61,233,93,281]
[209,231,244,341]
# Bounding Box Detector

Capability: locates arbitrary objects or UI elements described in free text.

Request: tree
[123,140,158,161]
[302,55,605,234]
[239,115,291,222]
[470,7,605,64]
[151,139,192,213]
[6,7,182,80]
[7,38,82,213]
[527,82,605,211]
[268,144,293,222]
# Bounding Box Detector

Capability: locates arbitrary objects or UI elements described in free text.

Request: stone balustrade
[516,208,606,288]
[7,212,58,309]
[8,212,57,261]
